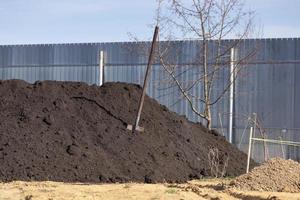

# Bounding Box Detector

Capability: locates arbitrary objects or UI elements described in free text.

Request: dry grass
[0,179,299,200]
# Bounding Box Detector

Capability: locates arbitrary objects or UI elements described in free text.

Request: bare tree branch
[156,0,256,129]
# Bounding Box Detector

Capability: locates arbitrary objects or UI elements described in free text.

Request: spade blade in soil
[127,124,144,132]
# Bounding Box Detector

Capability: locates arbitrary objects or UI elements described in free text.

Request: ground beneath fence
[0,80,255,183]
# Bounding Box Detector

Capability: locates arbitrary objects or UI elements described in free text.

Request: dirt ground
[0,179,299,200]
[232,158,300,193]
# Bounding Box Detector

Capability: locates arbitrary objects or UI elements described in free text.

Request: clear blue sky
[0,0,299,45]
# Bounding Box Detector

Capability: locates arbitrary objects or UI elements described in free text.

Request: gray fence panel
[0,38,299,162]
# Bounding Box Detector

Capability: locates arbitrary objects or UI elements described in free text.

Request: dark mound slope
[0,80,254,183]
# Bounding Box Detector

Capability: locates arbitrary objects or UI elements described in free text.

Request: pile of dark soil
[0,80,254,183]
[231,158,300,192]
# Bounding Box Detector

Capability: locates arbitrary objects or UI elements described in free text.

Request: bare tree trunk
[203,42,212,129]
[206,103,212,130]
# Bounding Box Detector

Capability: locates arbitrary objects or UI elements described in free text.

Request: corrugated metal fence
[0,38,299,162]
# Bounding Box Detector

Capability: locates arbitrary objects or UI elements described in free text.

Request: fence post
[99,51,104,86]
[229,48,237,143]
[246,126,253,173]
[279,136,285,159]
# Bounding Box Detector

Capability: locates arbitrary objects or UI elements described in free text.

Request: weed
[208,147,229,178]
[165,188,177,194]
[123,184,131,189]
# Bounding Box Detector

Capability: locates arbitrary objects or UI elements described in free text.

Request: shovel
[127,26,159,132]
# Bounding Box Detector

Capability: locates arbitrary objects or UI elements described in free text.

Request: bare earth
[1,179,299,200]
[232,158,300,193]
[0,80,253,183]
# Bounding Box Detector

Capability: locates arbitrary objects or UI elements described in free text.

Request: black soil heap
[0,80,254,183]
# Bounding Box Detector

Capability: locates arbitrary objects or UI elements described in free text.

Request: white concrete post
[246,126,253,173]
[99,51,104,86]
[229,48,236,143]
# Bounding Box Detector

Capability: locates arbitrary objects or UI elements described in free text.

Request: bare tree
[156,0,256,130]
